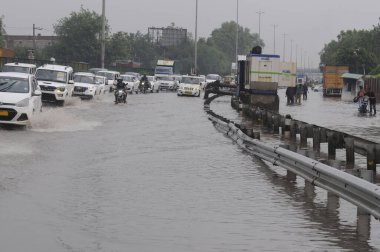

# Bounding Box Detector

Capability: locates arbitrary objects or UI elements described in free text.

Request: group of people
[356,86,376,114]
[114,74,150,102]
[285,83,309,105]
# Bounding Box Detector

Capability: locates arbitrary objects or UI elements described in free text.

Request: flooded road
[0,91,379,251]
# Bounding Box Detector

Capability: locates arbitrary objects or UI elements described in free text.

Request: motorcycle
[355,95,369,113]
[139,81,151,94]
[114,88,127,104]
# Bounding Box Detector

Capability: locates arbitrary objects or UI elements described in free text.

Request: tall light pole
[257,11,264,39]
[101,0,106,68]
[273,24,278,54]
[282,33,287,62]
[235,0,239,74]
[290,39,293,62]
[194,0,198,75]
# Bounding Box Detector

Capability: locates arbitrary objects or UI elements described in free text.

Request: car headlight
[16,98,29,107]
[56,87,66,92]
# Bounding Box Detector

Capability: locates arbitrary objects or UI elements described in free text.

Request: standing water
[0,91,379,251]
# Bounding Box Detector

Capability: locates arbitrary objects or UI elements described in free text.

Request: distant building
[4,35,57,50]
[148,26,187,47]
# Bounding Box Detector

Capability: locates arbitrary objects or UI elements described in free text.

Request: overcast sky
[2,0,380,68]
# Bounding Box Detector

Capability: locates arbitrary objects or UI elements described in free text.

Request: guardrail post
[344,137,355,169]
[327,132,337,160]
[273,115,280,134]
[320,128,327,143]
[253,131,261,140]
[300,124,308,148]
[366,144,376,171]
[327,192,339,213]
[290,121,297,141]
[313,127,320,153]
[284,114,291,138]
[282,144,297,180]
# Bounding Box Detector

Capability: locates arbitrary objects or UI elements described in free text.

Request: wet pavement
[0,90,379,251]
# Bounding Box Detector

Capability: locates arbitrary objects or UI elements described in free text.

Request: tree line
[1,8,263,75]
[320,22,380,75]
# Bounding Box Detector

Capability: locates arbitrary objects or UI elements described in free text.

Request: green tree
[197,38,230,75]
[320,29,378,74]
[208,21,264,63]
[0,17,5,47]
[50,7,108,66]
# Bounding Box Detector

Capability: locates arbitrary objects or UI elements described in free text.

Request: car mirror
[33,90,42,96]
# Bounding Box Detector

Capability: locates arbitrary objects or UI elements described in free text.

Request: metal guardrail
[206,96,380,220]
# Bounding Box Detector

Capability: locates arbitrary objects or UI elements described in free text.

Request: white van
[3,62,37,75]
[97,70,120,92]
[35,64,74,106]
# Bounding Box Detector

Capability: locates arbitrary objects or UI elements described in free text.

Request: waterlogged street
[1,90,380,251]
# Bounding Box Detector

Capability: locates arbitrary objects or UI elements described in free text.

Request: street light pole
[273,24,278,54]
[194,0,198,75]
[101,0,106,69]
[257,11,264,39]
[282,33,287,62]
[290,39,293,62]
[235,0,239,74]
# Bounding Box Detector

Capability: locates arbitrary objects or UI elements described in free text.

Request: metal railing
[206,95,380,220]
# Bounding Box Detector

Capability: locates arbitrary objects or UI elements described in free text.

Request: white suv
[0,72,42,126]
[97,70,120,92]
[3,62,37,75]
[35,64,74,106]
[72,72,98,99]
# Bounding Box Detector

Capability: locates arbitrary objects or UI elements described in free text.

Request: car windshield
[125,72,138,77]
[94,76,105,85]
[0,77,29,93]
[97,72,115,80]
[3,65,30,74]
[74,75,94,84]
[156,76,174,81]
[182,77,201,84]
[122,76,134,82]
[206,74,220,80]
[155,66,173,75]
[36,69,67,83]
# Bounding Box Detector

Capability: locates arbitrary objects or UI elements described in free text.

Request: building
[4,35,57,50]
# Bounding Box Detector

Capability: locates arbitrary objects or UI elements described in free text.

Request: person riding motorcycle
[139,74,150,93]
[114,77,127,102]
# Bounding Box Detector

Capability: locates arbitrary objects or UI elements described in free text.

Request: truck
[322,65,349,97]
[154,60,175,77]
[237,46,280,112]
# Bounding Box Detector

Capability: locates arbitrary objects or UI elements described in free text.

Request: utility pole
[33,24,42,58]
[101,0,106,68]
[273,24,278,54]
[290,39,293,62]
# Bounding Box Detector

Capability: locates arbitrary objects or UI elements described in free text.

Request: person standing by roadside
[302,83,309,100]
[365,87,376,115]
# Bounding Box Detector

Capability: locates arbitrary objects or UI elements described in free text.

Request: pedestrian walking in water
[302,83,309,100]
[365,87,376,115]
[286,86,295,105]
[295,84,303,104]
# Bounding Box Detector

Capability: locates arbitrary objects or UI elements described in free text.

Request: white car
[156,75,177,91]
[177,76,201,97]
[205,74,222,89]
[0,72,42,126]
[94,76,107,95]
[3,62,37,75]
[97,70,120,92]
[147,76,160,93]
[35,64,74,106]
[72,72,98,99]
[120,74,139,94]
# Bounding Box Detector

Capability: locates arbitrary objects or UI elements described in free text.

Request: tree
[50,7,108,66]
[208,21,264,63]
[0,17,5,47]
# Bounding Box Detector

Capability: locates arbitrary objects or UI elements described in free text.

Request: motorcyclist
[139,74,150,92]
[114,77,127,102]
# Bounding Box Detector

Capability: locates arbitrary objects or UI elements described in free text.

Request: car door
[67,71,75,96]
[31,77,42,112]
